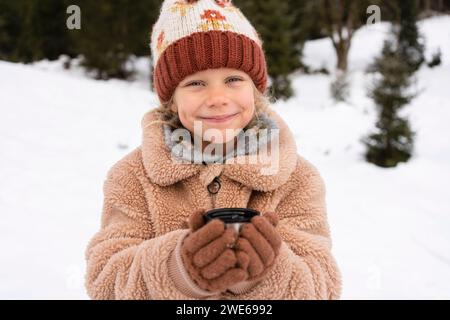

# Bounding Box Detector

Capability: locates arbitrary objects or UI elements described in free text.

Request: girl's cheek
[236,87,255,107]
[182,97,202,115]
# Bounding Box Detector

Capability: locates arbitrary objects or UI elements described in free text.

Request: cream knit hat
[150,0,268,103]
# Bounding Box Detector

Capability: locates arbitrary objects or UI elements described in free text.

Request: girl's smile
[199,112,239,123]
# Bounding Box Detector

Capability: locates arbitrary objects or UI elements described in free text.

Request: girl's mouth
[200,113,238,123]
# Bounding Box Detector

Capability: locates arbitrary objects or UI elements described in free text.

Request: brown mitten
[180,209,249,292]
[235,211,282,281]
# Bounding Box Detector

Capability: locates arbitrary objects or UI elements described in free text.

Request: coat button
[207,177,221,194]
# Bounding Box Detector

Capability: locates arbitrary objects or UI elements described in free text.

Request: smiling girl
[85,0,342,300]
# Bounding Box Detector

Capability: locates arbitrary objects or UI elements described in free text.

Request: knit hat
[150,0,268,103]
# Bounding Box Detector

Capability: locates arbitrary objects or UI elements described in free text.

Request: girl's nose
[205,86,230,107]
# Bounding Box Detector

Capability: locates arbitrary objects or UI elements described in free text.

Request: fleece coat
[84,108,342,300]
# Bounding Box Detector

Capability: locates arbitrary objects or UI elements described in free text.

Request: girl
[85,0,342,300]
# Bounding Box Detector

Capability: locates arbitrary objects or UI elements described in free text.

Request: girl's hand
[180,209,249,292]
[235,211,282,281]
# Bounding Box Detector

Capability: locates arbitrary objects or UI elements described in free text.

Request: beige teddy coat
[84,108,342,300]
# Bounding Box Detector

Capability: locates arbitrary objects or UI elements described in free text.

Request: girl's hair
[148,80,276,131]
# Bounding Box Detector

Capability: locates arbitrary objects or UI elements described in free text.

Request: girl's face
[171,68,255,144]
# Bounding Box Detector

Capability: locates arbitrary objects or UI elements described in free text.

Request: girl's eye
[186,77,242,86]
[227,77,242,83]
[187,81,204,87]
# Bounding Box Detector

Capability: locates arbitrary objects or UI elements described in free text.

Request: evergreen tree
[235,0,300,100]
[363,36,416,167]
[0,0,42,62]
[285,0,315,72]
[70,0,160,79]
[397,0,425,73]
[0,0,75,62]
[363,0,425,167]
[37,0,74,60]
[0,1,17,60]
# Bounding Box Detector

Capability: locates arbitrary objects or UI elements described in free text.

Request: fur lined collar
[162,111,279,164]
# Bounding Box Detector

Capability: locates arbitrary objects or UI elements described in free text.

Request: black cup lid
[203,207,260,224]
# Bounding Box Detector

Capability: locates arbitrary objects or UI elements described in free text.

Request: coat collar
[140,108,298,191]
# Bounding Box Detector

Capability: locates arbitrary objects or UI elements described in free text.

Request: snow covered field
[1,16,449,299]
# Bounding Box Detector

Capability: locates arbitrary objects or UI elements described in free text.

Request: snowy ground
[1,16,449,299]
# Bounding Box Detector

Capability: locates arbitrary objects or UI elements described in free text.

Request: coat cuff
[168,229,222,299]
[227,278,262,295]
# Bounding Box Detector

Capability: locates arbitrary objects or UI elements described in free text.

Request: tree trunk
[336,41,349,72]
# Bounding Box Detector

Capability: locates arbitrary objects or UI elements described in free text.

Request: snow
[1,16,450,299]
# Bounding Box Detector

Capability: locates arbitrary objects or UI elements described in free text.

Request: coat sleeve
[226,157,342,300]
[84,159,219,300]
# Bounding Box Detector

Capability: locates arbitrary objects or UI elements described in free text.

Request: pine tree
[0,6,11,60]
[235,0,300,100]
[9,0,44,62]
[363,0,425,167]
[285,0,314,72]
[0,0,75,62]
[71,0,160,80]
[37,0,75,60]
[397,0,425,73]
[363,36,416,167]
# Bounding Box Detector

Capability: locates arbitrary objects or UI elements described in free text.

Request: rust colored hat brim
[153,30,268,103]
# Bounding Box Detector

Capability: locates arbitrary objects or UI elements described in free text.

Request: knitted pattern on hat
[150,0,268,103]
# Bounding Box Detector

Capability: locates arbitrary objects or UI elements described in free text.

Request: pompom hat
[150,0,268,103]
